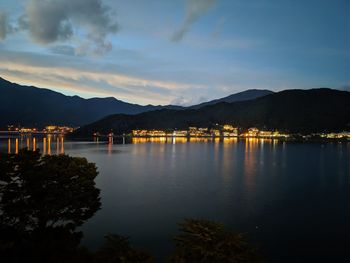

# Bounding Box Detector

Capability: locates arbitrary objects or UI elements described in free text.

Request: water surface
[1,137,349,262]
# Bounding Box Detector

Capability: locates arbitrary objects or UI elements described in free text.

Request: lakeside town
[2,124,350,140]
[3,125,75,134]
[130,126,350,140]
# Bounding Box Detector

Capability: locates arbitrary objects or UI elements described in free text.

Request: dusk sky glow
[0,0,349,105]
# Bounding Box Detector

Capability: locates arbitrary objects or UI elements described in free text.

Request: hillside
[73,88,350,136]
[190,89,274,109]
[0,77,181,127]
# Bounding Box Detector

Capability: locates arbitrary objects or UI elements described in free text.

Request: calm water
[1,136,350,262]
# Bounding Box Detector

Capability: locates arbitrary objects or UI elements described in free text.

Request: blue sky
[0,0,349,105]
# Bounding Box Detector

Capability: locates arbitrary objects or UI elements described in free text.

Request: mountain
[73,88,350,136]
[0,77,182,127]
[190,89,274,109]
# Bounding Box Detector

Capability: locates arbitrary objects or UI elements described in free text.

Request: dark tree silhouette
[169,219,262,263]
[95,235,154,263]
[0,149,101,262]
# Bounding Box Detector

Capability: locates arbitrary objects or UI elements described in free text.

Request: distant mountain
[0,77,182,127]
[190,89,274,109]
[73,88,350,136]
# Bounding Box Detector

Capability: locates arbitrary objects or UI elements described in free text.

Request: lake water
[1,136,350,262]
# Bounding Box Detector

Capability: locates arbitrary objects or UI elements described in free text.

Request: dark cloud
[0,12,14,40]
[171,0,216,42]
[0,12,7,40]
[23,0,118,54]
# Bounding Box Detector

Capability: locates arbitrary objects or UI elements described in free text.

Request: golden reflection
[8,138,11,154]
[172,137,188,144]
[15,138,19,154]
[56,137,60,155]
[43,137,47,155]
[47,136,52,155]
[175,137,188,143]
[132,137,169,144]
[60,137,64,154]
[107,134,113,155]
[108,143,112,155]
[243,138,259,191]
[33,137,37,151]
[26,138,30,149]
[132,136,241,144]
[4,136,66,155]
[132,137,147,144]
[223,137,238,144]
[189,137,211,143]
[149,137,166,143]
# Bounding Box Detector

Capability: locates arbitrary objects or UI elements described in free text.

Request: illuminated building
[259,131,273,138]
[19,128,37,133]
[44,126,75,133]
[210,129,221,137]
[45,125,58,132]
[241,127,259,137]
[132,130,148,136]
[324,131,350,139]
[222,125,238,137]
[188,127,198,136]
[145,130,166,137]
[173,130,188,137]
[223,124,234,130]
[272,131,289,138]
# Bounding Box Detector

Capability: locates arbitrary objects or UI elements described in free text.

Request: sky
[0,0,349,106]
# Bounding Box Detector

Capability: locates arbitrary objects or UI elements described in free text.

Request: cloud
[170,95,208,106]
[0,50,208,105]
[0,12,7,40]
[49,45,76,56]
[20,0,118,54]
[171,0,216,42]
[0,12,14,41]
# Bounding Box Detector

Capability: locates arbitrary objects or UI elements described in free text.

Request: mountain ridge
[0,77,182,127]
[73,88,350,136]
[189,89,274,109]
[0,77,273,127]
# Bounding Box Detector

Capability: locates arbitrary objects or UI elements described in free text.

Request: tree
[0,149,101,262]
[95,235,154,263]
[169,219,262,263]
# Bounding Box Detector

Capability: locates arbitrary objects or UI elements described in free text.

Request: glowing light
[8,138,11,154]
[33,137,37,151]
[15,138,19,154]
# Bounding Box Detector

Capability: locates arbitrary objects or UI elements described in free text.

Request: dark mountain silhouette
[0,77,182,127]
[190,89,274,109]
[73,88,350,136]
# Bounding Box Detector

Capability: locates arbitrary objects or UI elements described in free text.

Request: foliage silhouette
[169,218,262,263]
[0,149,101,262]
[95,234,154,263]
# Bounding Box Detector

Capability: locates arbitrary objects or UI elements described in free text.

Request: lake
[1,136,350,262]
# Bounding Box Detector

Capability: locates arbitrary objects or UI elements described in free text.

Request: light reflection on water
[0,136,349,262]
[4,135,65,155]
[3,135,283,155]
